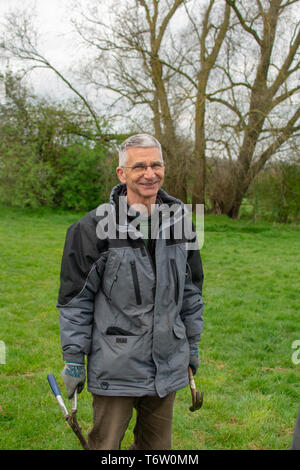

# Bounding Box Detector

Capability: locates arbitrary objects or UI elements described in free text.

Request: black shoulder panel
[57,209,108,306]
[187,248,204,295]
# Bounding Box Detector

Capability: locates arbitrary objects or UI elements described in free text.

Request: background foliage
[0,72,119,210]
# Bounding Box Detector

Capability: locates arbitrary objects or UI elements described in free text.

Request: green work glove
[61,362,86,399]
[189,343,200,375]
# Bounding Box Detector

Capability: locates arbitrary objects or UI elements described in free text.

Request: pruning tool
[188,366,204,412]
[47,373,90,450]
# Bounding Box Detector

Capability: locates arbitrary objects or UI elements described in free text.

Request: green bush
[0,141,119,211]
[0,142,56,208]
[247,161,300,223]
[53,144,118,211]
[0,72,119,211]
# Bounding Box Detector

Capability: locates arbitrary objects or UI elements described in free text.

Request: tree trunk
[226,197,243,219]
[192,82,206,207]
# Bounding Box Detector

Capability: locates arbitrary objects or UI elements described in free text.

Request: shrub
[248,161,300,223]
[53,144,118,211]
[0,142,56,208]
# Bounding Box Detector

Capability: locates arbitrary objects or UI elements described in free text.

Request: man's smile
[139,181,160,188]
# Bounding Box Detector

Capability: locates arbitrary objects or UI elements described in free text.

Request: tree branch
[226,0,262,46]
[252,105,300,175]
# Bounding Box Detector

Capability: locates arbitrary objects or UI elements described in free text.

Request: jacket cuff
[188,334,201,345]
[62,351,85,364]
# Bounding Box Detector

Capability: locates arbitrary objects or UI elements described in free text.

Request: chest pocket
[102,249,124,300]
[102,248,155,310]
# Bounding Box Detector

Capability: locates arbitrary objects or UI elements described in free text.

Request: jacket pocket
[102,250,123,300]
[172,321,186,339]
[98,333,147,381]
[106,326,136,336]
[170,259,179,305]
[130,261,142,305]
[168,320,188,369]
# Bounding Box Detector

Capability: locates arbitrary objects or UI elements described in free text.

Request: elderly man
[58,134,204,450]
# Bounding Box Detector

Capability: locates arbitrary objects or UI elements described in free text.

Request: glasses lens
[129,163,165,173]
[132,165,146,173]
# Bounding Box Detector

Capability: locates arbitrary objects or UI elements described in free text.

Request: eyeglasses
[122,162,165,174]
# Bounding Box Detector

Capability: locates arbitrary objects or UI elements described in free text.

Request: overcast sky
[0,0,90,100]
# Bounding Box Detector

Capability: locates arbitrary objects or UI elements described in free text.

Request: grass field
[0,205,299,450]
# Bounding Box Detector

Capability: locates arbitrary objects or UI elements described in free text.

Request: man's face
[116,147,165,204]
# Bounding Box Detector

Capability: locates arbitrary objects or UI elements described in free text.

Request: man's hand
[61,362,86,399]
[189,343,200,375]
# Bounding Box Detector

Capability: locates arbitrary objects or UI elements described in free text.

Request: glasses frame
[121,162,165,173]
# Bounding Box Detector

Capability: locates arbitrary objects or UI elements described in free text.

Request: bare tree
[71,0,191,200]
[172,0,231,205]
[0,0,232,204]
[71,0,232,204]
[207,0,300,217]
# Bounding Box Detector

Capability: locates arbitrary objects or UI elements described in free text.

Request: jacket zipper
[106,255,123,302]
[140,243,156,301]
[170,259,179,305]
[107,274,118,301]
[130,261,142,305]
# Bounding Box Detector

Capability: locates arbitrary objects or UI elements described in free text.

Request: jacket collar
[108,184,187,240]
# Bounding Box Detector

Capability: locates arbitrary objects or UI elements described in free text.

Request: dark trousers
[88,392,176,450]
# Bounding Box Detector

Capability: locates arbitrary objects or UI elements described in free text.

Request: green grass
[0,206,299,450]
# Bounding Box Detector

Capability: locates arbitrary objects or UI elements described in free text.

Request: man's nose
[144,165,156,178]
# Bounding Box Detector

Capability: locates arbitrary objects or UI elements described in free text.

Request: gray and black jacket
[58,184,204,398]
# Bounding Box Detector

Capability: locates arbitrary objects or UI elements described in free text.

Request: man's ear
[116,167,126,184]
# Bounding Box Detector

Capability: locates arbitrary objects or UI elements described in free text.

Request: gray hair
[119,134,163,166]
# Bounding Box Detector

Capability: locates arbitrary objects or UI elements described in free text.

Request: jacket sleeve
[180,245,204,344]
[57,216,107,363]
